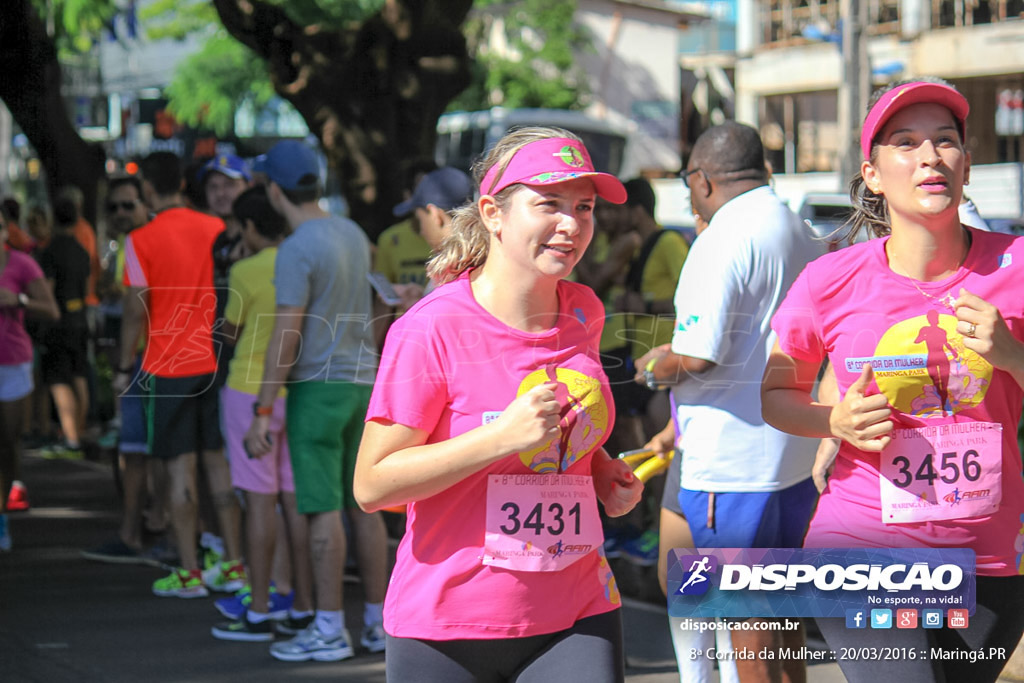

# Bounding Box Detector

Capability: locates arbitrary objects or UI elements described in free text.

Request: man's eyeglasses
[107,200,137,213]
[679,168,703,188]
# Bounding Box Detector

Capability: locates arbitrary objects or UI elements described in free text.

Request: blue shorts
[119,358,149,454]
[677,478,817,548]
[0,361,33,402]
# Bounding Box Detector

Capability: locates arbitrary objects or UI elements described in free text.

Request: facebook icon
[846,609,866,629]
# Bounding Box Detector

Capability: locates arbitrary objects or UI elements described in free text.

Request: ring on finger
[966,322,977,338]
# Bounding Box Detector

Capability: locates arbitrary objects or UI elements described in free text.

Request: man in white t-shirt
[636,121,822,682]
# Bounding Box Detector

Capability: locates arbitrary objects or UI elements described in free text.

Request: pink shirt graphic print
[772,230,1024,575]
[366,271,621,639]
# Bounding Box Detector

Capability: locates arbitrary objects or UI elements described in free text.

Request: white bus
[435,107,630,177]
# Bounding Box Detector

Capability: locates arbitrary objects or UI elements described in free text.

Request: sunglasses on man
[107,200,137,213]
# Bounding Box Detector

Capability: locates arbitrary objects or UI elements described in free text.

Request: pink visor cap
[479,137,627,204]
[860,81,969,160]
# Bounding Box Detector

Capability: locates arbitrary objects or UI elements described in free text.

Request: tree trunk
[0,1,107,225]
[214,0,473,240]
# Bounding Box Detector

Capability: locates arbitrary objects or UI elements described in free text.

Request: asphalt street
[0,451,854,683]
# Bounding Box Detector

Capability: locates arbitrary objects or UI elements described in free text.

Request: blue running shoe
[215,584,293,620]
[0,514,10,552]
[620,528,659,567]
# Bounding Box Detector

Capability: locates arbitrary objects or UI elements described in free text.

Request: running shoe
[211,614,275,642]
[202,560,247,593]
[215,584,293,621]
[601,526,637,560]
[96,429,120,450]
[360,622,386,653]
[139,537,178,568]
[6,480,29,511]
[269,624,353,662]
[152,568,209,598]
[81,539,145,564]
[202,547,222,571]
[620,528,659,567]
[275,613,315,636]
[0,514,10,552]
[200,534,224,575]
[41,441,84,460]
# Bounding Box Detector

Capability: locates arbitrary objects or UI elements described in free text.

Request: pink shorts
[221,386,293,494]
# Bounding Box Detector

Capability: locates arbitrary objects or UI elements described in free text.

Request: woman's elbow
[352,473,382,513]
[760,387,781,428]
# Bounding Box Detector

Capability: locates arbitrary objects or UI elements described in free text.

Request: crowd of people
[2,76,1023,683]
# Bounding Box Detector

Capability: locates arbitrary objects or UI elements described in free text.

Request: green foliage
[155,0,384,136]
[37,0,591,135]
[139,0,218,41]
[31,0,117,54]
[164,33,274,136]
[142,0,382,40]
[450,0,592,112]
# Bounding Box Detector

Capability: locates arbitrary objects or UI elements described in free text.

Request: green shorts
[285,380,372,514]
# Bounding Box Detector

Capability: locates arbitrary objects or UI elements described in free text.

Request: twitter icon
[870,609,892,629]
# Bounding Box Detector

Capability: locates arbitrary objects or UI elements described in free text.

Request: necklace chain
[904,279,957,312]
[887,229,970,313]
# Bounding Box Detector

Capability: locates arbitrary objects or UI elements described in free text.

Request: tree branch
[210,0,475,237]
[0,1,105,223]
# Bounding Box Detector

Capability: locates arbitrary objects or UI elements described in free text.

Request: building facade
[733,0,1024,174]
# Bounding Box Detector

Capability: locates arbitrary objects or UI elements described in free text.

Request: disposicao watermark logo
[677,554,718,595]
[667,548,975,619]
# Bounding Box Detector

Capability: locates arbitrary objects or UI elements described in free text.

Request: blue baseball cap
[254,140,320,192]
[393,167,474,217]
[199,154,252,183]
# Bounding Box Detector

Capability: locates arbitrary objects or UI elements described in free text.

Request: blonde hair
[426,126,583,284]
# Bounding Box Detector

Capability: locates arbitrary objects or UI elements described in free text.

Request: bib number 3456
[879,422,1002,524]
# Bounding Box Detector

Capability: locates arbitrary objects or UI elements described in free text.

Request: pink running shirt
[0,249,44,366]
[366,271,621,639]
[772,229,1024,575]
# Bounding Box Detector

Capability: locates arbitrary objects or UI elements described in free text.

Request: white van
[435,108,630,177]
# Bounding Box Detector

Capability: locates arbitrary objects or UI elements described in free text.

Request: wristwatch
[17,293,29,308]
[252,403,273,417]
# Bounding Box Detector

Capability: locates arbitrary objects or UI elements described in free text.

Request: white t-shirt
[670,185,821,492]
[958,199,990,232]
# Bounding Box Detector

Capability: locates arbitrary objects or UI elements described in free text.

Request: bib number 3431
[879,422,1002,524]
[483,474,603,572]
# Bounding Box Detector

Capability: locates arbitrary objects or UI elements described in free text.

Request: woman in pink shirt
[764,80,1024,681]
[355,127,643,681]
[0,217,59,550]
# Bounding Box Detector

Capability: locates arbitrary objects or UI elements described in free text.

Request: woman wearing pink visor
[764,79,1024,681]
[355,127,642,681]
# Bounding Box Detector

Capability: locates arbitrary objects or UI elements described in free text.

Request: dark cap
[393,167,474,217]
[254,140,320,191]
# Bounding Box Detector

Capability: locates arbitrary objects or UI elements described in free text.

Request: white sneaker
[360,622,386,653]
[269,624,354,662]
